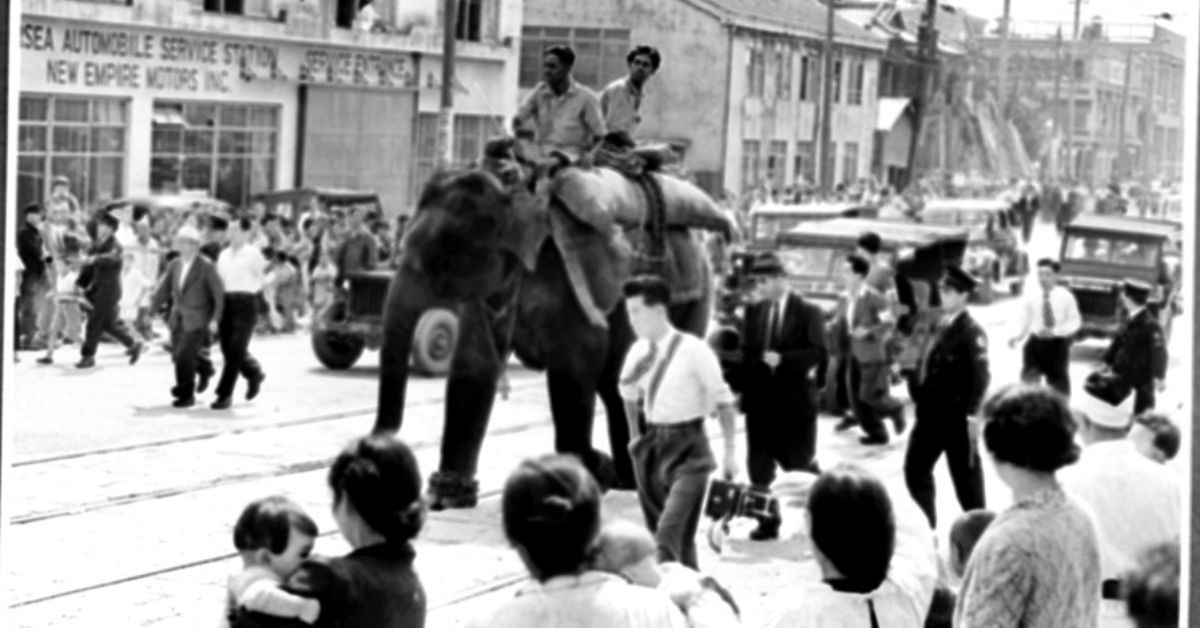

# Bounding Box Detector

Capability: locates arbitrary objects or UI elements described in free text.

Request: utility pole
[1064,0,1083,180]
[997,0,1012,118]
[1053,26,1063,178]
[903,0,938,191]
[437,0,458,168]
[1115,46,1134,181]
[818,0,836,193]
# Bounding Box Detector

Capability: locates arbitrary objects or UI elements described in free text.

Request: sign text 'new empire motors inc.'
[20,21,417,94]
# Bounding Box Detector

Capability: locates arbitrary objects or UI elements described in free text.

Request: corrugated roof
[701,0,886,48]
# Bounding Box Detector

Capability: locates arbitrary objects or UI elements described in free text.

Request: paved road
[5,223,1189,627]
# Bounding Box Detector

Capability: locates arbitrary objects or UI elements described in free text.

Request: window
[456,0,484,42]
[842,142,859,183]
[150,101,278,207]
[848,58,865,105]
[18,95,128,211]
[519,26,630,89]
[453,114,504,168]
[831,58,843,103]
[780,46,794,101]
[767,140,787,190]
[748,43,765,97]
[1073,59,1086,80]
[772,43,792,101]
[204,0,244,15]
[794,141,815,184]
[799,54,813,101]
[741,140,761,190]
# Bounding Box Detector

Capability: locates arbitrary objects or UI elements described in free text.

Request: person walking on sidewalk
[904,265,990,528]
[1102,279,1168,414]
[212,216,269,410]
[1009,258,1081,397]
[77,212,145,369]
[151,225,225,408]
[618,275,738,569]
[737,252,827,541]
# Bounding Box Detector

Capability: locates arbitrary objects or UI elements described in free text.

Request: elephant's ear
[498,185,549,272]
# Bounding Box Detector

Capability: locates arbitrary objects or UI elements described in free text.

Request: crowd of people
[13,178,407,375]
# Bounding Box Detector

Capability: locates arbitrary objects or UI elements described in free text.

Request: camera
[703,479,779,521]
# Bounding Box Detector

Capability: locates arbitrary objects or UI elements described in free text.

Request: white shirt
[760,493,938,628]
[1060,439,1181,580]
[218,244,269,293]
[178,256,195,291]
[1018,284,1082,339]
[619,330,735,424]
[467,571,687,628]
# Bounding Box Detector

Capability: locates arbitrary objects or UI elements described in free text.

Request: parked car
[902,198,1027,303]
[249,188,455,375]
[710,217,969,409]
[745,202,878,249]
[1058,213,1181,341]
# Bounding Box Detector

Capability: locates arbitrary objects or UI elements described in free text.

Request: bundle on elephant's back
[551,167,731,235]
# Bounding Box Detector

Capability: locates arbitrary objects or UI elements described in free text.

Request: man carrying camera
[737,252,827,540]
[619,275,738,569]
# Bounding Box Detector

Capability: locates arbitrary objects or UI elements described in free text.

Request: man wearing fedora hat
[150,225,225,408]
[904,265,990,528]
[1102,279,1167,414]
[1062,388,1179,625]
[77,212,145,369]
[737,251,827,540]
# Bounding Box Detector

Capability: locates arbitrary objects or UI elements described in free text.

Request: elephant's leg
[669,296,711,339]
[430,301,503,510]
[597,300,638,489]
[545,325,617,488]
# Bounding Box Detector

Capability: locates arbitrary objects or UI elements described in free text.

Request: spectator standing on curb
[955,385,1100,628]
[17,204,50,351]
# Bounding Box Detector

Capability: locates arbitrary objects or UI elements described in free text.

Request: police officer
[904,265,990,528]
[1103,279,1167,414]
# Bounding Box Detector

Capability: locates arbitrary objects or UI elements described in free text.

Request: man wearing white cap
[150,225,225,408]
[1061,388,1180,628]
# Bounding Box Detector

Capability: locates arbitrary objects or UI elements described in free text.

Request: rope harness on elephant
[480,257,524,400]
[592,140,669,278]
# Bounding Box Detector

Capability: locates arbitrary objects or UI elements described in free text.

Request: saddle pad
[552,168,730,235]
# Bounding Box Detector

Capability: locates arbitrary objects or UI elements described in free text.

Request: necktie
[765,302,779,348]
[1042,291,1056,333]
[621,341,659,387]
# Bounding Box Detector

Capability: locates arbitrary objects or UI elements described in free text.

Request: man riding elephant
[513,44,607,167]
[372,141,733,510]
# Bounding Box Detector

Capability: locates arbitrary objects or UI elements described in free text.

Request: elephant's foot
[427,470,480,511]
[583,450,637,493]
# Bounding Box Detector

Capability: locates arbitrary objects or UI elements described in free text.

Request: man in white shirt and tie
[1009,258,1082,397]
[618,275,738,569]
[1062,388,1180,627]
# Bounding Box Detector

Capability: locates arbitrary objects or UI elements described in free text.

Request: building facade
[976,21,1186,184]
[520,0,885,197]
[16,0,521,216]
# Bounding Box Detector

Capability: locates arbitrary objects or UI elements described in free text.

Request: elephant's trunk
[373,263,429,434]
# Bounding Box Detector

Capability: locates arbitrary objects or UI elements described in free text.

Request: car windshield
[1062,234,1159,267]
[751,215,815,241]
[776,246,844,278]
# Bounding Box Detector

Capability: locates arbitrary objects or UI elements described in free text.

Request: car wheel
[311,302,366,370]
[411,308,459,377]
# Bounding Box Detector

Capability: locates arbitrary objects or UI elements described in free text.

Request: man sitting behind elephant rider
[600,45,661,137]
[513,45,608,167]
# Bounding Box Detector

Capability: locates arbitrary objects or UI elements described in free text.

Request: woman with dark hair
[955,384,1101,628]
[232,435,427,628]
[760,463,938,627]
[470,454,686,628]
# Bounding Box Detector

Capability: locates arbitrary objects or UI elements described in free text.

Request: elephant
[372,165,733,509]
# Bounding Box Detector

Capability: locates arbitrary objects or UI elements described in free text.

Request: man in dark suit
[904,265,990,528]
[1103,279,1167,414]
[77,212,145,369]
[738,252,827,540]
[17,204,50,350]
[835,255,906,445]
[151,225,225,408]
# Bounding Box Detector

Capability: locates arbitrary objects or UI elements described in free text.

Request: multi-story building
[16,0,522,215]
[976,20,1186,184]
[520,0,887,197]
